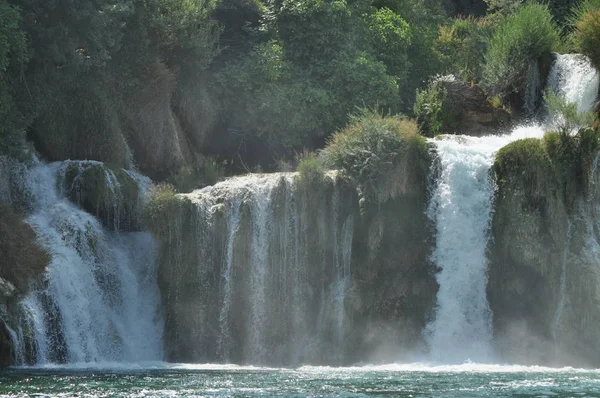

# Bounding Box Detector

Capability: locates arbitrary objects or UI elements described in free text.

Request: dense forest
[1,0,599,192]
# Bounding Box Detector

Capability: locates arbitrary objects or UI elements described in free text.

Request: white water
[179,172,354,365]
[425,54,599,363]
[551,220,573,340]
[548,54,600,113]
[6,159,163,364]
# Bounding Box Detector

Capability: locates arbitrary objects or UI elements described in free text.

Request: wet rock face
[439,81,511,136]
[153,164,438,365]
[489,142,600,367]
[60,161,149,232]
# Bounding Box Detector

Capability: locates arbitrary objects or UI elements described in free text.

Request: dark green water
[1,364,600,397]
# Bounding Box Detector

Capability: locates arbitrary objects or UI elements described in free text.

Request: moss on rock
[489,129,600,366]
[62,162,143,232]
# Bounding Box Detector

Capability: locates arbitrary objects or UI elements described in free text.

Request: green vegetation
[167,156,223,193]
[495,93,600,210]
[482,4,561,100]
[324,110,429,203]
[571,0,600,70]
[544,90,598,136]
[414,79,458,136]
[0,0,597,182]
[0,205,50,299]
[296,152,326,187]
[145,183,181,238]
[436,16,497,82]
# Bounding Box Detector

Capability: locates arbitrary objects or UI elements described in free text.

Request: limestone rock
[439,80,511,136]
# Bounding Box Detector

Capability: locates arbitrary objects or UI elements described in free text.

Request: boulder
[439,80,511,136]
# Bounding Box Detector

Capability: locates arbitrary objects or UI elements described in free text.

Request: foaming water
[425,53,599,365]
[3,362,600,397]
[548,53,600,113]
[426,126,546,364]
[6,159,163,365]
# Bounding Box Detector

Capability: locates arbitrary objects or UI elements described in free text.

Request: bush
[571,0,600,70]
[145,183,180,238]
[482,4,561,100]
[436,16,498,82]
[324,109,429,202]
[167,155,223,193]
[414,79,458,137]
[495,127,600,210]
[296,152,326,186]
[544,90,598,136]
[0,205,50,299]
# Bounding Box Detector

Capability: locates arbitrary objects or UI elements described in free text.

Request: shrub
[167,155,223,193]
[482,4,561,100]
[414,79,459,137]
[571,0,600,70]
[324,109,429,202]
[544,90,598,136]
[145,183,180,238]
[495,127,600,210]
[0,205,50,299]
[296,152,326,186]
[436,16,497,82]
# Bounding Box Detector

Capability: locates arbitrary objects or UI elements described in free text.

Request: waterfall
[547,54,600,113]
[425,53,599,363]
[551,220,573,340]
[5,159,163,365]
[165,173,355,365]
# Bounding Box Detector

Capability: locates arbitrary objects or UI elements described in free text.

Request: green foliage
[495,127,600,210]
[0,204,50,298]
[482,3,561,100]
[0,4,28,155]
[324,109,429,202]
[167,155,223,193]
[544,90,598,136]
[484,0,521,15]
[366,7,411,85]
[145,183,180,238]
[414,80,459,137]
[570,0,600,70]
[31,76,130,167]
[276,0,361,67]
[147,0,221,69]
[296,152,326,186]
[436,16,498,82]
[216,41,333,149]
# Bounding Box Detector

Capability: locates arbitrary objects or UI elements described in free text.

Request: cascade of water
[425,53,598,364]
[551,220,573,340]
[547,54,600,114]
[217,198,242,361]
[7,159,164,365]
[176,172,354,365]
[425,131,542,363]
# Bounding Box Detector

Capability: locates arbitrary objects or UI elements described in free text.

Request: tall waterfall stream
[425,54,600,363]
